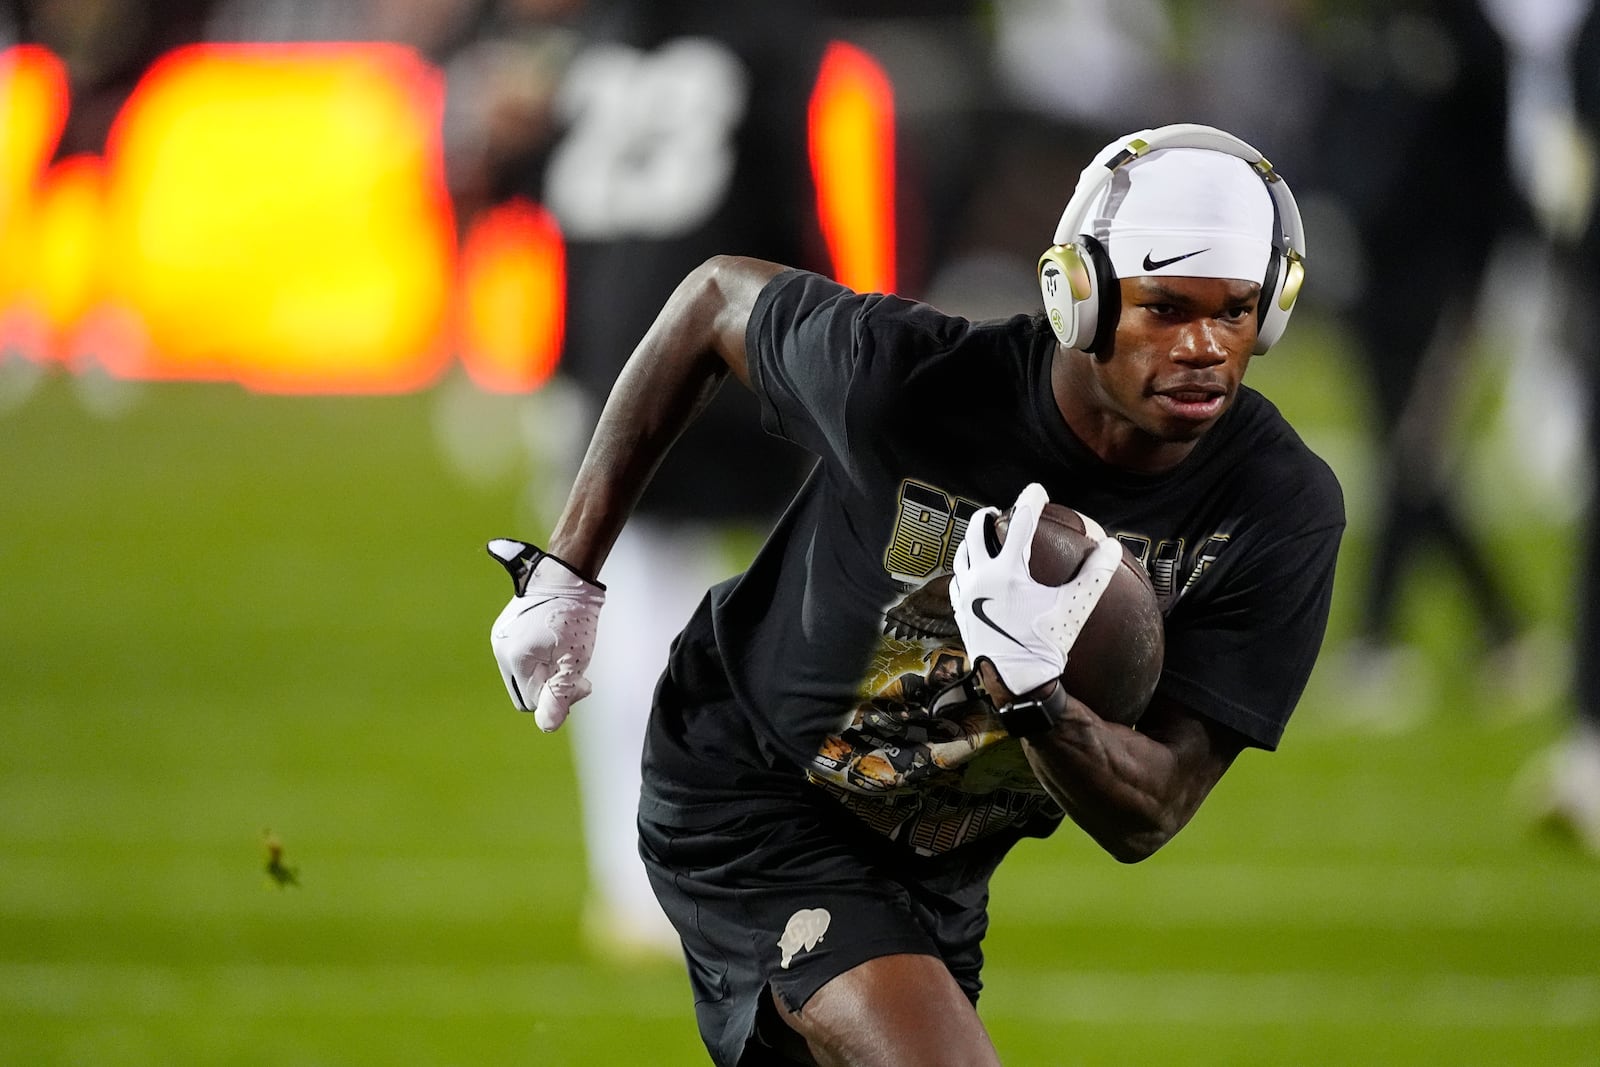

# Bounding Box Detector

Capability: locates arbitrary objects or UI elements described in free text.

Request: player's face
[1086,275,1260,457]
[928,656,961,687]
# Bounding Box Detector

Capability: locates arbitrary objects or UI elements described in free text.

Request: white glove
[948,483,1122,696]
[487,537,606,732]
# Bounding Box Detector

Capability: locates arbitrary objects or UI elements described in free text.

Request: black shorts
[638,788,1009,1067]
[639,632,1015,1067]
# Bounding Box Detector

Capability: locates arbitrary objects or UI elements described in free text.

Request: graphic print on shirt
[807,477,1231,855]
[807,479,1047,854]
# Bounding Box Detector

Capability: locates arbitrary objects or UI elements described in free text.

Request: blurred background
[3,0,1598,1063]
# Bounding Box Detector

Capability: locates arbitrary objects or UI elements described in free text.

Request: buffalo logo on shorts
[777,907,831,969]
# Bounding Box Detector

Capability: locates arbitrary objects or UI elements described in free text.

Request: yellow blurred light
[102,43,456,392]
[6,41,896,396]
[808,42,896,295]
[0,46,67,216]
[33,155,108,345]
[459,199,565,394]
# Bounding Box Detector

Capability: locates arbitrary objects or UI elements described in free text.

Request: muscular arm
[981,665,1248,863]
[546,255,787,580]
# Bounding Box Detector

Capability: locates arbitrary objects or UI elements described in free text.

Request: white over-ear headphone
[1038,123,1307,356]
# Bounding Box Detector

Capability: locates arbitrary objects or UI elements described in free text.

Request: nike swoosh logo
[971,597,1027,649]
[514,597,557,618]
[1142,248,1209,271]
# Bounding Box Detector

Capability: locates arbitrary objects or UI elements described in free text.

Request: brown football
[989,503,1164,726]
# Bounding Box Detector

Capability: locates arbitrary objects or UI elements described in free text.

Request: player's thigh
[774,952,1001,1067]
[638,790,991,1066]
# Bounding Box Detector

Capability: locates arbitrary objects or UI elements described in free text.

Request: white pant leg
[570,518,732,947]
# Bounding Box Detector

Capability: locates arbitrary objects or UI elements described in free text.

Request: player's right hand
[948,483,1122,697]
[486,538,606,732]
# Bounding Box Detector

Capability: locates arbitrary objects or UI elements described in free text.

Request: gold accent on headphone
[1039,243,1092,302]
[1252,156,1281,182]
[1278,251,1305,311]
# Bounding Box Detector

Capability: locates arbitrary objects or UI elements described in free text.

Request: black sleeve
[1147,434,1346,751]
[745,268,976,473]
[1158,517,1342,750]
[744,269,895,466]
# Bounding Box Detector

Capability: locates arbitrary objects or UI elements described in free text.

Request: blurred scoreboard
[0,39,892,394]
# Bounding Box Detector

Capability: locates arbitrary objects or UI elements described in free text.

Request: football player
[488,125,1344,1065]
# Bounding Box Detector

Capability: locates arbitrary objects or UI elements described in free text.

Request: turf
[1,329,1596,1065]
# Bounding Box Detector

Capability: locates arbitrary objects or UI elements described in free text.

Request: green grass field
[2,323,1597,1065]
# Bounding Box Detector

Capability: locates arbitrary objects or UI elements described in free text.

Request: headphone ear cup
[1254,251,1303,354]
[1080,234,1119,356]
[1038,237,1119,353]
[1038,242,1092,349]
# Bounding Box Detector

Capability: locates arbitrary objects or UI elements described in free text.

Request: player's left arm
[952,482,1330,863]
[1026,511,1344,860]
[991,671,1248,863]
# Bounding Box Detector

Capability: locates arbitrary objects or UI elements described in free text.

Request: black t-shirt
[645,270,1345,852]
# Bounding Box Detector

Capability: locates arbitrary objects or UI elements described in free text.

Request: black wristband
[998,683,1070,739]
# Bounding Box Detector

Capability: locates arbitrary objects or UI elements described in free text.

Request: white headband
[1087,147,1275,284]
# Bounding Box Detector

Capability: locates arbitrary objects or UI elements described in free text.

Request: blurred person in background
[1521,0,1600,854]
[436,0,587,233]
[446,0,830,958]
[936,0,1327,319]
[1302,0,1548,723]
[5,0,215,158]
[919,0,1183,321]
[203,0,372,43]
[204,0,483,52]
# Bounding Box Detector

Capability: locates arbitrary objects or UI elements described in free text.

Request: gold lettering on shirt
[882,479,982,583]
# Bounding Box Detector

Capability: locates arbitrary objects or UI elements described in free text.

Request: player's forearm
[547,353,726,581]
[1020,693,1193,862]
[550,385,726,585]
[547,295,730,579]
[1001,673,1244,865]
[547,256,783,580]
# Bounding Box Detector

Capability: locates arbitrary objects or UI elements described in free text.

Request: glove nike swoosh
[971,597,1028,649]
[492,597,557,639]
[514,597,557,618]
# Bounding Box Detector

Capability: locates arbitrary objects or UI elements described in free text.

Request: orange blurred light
[808,42,896,295]
[102,43,456,392]
[0,46,71,354]
[459,199,566,393]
